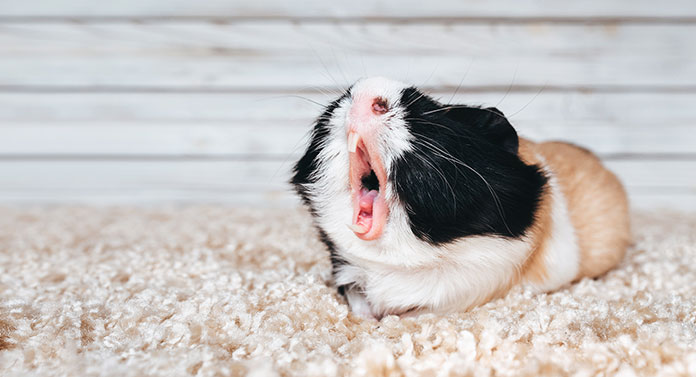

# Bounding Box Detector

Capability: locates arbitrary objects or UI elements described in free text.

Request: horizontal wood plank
[0,160,692,209]
[0,122,310,157]
[0,0,694,19]
[1,121,695,157]
[0,191,300,206]
[0,160,294,192]
[619,193,696,211]
[0,92,324,122]
[2,91,696,123]
[0,23,695,89]
[1,91,694,156]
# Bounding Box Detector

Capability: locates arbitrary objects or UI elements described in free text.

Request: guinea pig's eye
[372,97,388,115]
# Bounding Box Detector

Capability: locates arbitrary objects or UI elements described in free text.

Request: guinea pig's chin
[347,134,389,241]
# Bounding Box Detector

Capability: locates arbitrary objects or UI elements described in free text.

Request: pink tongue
[355,189,378,231]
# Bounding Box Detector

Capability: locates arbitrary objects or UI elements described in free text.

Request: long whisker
[261,94,326,108]
[420,105,509,122]
[414,137,509,234]
[403,89,430,108]
[403,118,476,141]
[271,124,315,181]
[306,84,343,100]
[421,79,545,123]
[419,64,439,90]
[330,47,352,87]
[448,58,475,104]
[405,145,459,211]
[420,105,471,116]
[495,63,519,108]
[508,82,547,119]
[309,45,345,91]
[410,137,513,236]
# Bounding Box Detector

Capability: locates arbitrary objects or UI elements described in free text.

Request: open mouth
[347,131,388,240]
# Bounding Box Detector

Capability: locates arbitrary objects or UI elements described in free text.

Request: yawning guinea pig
[291,77,631,319]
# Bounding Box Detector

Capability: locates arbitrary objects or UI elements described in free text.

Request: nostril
[372,97,388,115]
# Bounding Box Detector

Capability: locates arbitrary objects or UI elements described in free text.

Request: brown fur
[518,138,631,284]
[517,139,555,284]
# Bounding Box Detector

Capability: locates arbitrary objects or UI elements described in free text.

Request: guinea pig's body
[292,77,630,318]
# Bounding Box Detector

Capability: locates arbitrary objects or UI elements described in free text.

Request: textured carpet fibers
[0,207,695,376]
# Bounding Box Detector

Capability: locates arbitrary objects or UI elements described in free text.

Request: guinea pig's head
[292,77,546,251]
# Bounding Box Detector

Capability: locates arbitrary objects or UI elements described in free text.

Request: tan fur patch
[517,139,554,284]
[532,141,631,280]
[516,139,630,284]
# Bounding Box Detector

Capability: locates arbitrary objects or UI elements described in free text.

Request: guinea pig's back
[527,140,631,280]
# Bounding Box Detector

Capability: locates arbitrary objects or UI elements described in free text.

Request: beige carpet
[0,206,695,376]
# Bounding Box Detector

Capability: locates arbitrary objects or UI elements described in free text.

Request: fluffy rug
[0,206,695,376]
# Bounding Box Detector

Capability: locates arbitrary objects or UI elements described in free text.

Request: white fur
[304,77,580,316]
[343,285,374,319]
[337,233,531,316]
[523,164,580,292]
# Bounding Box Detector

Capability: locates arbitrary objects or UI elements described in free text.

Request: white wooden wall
[1,1,695,209]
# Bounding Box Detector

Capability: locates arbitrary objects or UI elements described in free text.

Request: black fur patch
[393,87,547,245]
[290,92,349,288]
[290,94,347,212]
[317,228,346,276]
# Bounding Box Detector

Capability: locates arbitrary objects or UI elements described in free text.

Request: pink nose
[348,96,389,132]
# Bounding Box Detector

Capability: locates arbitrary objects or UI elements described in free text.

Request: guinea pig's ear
[445,106,519,155]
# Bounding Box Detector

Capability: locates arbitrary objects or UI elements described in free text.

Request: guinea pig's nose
[372,97,388,115]
[349,95,388,129]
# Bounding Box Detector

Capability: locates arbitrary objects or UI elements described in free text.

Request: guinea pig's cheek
[369,194,389,239]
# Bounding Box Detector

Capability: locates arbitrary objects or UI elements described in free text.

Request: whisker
[508,82,548,119]
[262,94,326,108]
[410,137,513,236]
[448,59,475,104]
[309,46,345,90]
[403,88,432,108]
[415,137,508,230]
[421,105,510,124]
[272,125,314,181]
[330,47,352,88]
[309,86,343,101]
[495,63,519,108]
[406,144,459,211]
[420,64,439,89]
[403,118,474,140]
[421,105,471,116]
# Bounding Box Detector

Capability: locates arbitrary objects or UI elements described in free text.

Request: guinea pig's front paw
[352,304,377,321]
[343,286,378,320]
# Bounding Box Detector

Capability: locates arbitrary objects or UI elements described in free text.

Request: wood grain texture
[2,91,696,124]
[2,121,695,157]
[0,160,692,208]
[0,0,694,19]
[0,3,693,207]
[1,22,695,89]
[1,91,694,156]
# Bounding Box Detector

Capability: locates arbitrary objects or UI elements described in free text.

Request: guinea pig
[291,77,631,319]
